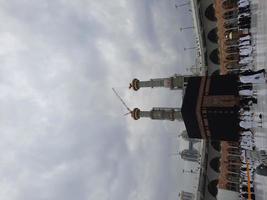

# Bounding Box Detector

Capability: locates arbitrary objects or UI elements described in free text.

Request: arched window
[210,157,221,173]
[208,180,218,197]
[210,49,220,64]
[211,140,221,151]
[205,4,217,21]
[207,28,218,43]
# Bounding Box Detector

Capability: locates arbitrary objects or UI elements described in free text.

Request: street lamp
[175,2,190,8]
[182,169,198,174]
[180,26,194,32]
[184,46,197,51]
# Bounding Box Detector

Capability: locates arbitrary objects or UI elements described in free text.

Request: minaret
[131,107,183,121]
[129,74,189,91]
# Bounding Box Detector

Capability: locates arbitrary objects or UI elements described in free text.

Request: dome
[131,108,140,120]
[131,78,140,91]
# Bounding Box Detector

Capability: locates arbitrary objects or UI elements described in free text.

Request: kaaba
[181,74,240,141]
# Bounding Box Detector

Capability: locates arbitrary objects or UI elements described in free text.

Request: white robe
[240,48,252,56]
[241,111,252,116]
[238,1,249,7]
[240,72,266,84]
[240,46,253,51]
[241,131,253,137]
[239,57,253,64]
[240,115,253,121]
[239,89,253,96]
[239,40,250,46]
[239,120,259,129]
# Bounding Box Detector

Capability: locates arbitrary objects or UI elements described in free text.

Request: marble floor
[250,0,267,199]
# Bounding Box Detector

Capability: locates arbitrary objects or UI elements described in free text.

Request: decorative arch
[209,49,220,65]
[211,140,221,152]
[205,4,217,21]
[207,28,218,43]
[208,179,218,197]
[210,157,220,173]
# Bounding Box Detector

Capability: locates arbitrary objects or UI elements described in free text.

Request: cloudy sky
[0,0,199,200]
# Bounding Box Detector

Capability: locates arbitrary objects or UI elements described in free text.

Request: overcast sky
[0,1,199,200]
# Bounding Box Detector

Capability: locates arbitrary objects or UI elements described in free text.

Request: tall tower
[129,74,189,91]
[131,107,183,121]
